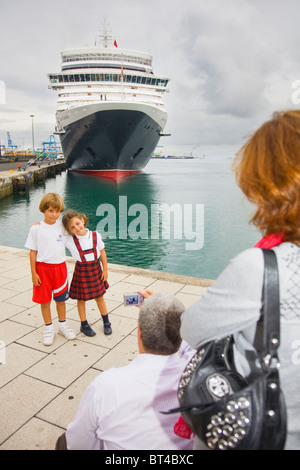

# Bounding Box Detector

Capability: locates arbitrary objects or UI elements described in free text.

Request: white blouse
[65,229,105,262]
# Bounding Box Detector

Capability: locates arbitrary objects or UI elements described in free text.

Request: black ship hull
[59,108,164,182]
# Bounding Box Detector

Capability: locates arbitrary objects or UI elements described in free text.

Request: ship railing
[56,85,165,95]
[57,91,165,103]
[57,93,166,105]
[56,98,166,112]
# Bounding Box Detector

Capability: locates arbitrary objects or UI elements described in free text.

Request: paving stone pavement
[0,245,212,450]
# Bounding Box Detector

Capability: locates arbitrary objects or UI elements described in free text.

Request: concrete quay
[0,162,67,200]
[0,245,212,450]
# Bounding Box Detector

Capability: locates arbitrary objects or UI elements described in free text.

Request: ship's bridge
[48,72,169,88]
[61,48,153,74]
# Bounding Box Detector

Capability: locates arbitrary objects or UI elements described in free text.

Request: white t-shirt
[25,220,66,264]
[65,229,105,262]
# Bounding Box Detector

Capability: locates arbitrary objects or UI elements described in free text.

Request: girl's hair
[62,210,89,233]
[233,110,300,245]
[39,193,64,213]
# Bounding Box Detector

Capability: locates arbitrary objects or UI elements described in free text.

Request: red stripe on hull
[69,169,141,183]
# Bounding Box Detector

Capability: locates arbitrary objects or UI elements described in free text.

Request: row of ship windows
[49,74,168,87]
[62,54,152,67]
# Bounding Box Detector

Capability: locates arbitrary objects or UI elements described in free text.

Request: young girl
[62,210,112,337]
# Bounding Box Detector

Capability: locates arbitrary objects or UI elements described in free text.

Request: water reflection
[64,171,169,269]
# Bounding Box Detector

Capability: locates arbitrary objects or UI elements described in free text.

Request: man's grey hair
[138,292,185,355]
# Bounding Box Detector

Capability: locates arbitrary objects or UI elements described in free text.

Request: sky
[1,0,300,152]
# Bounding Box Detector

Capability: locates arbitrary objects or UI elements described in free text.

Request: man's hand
[137,288,154,301]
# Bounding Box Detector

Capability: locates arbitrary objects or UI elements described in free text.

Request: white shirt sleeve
[66,378,102,450]
[96,232,105,252]
[24,225,39,251]
[65,231,105,262]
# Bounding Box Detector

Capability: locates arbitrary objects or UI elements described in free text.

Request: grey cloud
[173,1,275,118]
[1,0,300,147]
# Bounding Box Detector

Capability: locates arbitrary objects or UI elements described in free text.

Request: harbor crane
[41,134,61,157]
[7,132,17,152]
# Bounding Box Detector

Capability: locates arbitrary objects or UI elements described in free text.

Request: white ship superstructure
[48,22,170,181]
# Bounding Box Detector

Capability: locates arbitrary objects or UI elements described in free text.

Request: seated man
[56,291,195,450]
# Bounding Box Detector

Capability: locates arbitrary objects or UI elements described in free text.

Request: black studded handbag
[165,249,287,450]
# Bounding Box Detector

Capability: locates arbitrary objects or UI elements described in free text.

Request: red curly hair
[234,110,300,245]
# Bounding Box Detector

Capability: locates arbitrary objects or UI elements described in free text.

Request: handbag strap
[254,249,280,369]
[256,249,286,448]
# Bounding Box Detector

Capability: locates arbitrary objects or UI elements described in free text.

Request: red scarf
[254,233,285,248]
[174,232,285,440]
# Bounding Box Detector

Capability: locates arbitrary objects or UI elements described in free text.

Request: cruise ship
[48,22,170,182]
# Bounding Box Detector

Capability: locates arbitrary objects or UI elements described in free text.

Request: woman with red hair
[181,110,300,450]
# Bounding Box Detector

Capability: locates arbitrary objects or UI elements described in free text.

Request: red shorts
[33,262,69,304]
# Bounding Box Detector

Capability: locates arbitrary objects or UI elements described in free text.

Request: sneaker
[103,322,112,335]
[58,323,76,340]
[80,323,96,337]
[43,326,55,346]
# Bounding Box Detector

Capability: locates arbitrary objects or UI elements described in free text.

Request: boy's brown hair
[39,193,65,213]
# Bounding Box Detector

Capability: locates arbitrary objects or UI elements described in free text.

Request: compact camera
[123,293,144,306]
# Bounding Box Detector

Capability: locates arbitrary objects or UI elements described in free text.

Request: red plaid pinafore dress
[69,231,109,301]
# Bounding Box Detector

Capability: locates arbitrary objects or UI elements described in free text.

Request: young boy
[25,193,75,346]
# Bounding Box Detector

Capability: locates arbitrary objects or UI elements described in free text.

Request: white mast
[98,17,113,48]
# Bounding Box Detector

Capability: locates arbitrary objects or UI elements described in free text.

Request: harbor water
[0,154,260,280]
